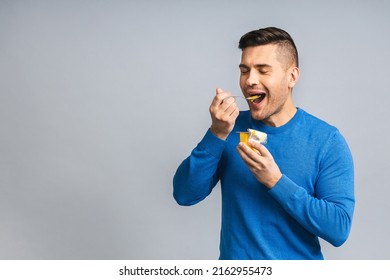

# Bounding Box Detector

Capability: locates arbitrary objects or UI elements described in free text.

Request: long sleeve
[173,129,225,206]
[268,130,355,247]
[173,109,355,259]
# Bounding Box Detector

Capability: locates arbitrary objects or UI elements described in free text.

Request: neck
[262,101,297,127]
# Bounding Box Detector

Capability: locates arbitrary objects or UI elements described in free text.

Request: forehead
[240,44,279,66]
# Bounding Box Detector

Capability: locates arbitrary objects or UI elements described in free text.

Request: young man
[173,27,354,259]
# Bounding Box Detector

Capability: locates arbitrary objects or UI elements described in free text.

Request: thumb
[216,87,223,95]
[258,144,272,158]
[248,140,272,158]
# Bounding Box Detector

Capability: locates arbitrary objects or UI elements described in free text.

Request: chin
[250,111,265,121]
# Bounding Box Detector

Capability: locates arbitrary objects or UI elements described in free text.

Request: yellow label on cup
[239,132,249,144]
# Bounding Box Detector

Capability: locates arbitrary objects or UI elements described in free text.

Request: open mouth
[247,94,266,103]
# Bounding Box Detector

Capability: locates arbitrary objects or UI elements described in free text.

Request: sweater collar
[249,108,303,134]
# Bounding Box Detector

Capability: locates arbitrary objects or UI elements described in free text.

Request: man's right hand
[209,88,239,140]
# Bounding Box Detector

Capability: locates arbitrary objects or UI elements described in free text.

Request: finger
[224,99,239,115]
[210,92,230,109]
[236,143,255,164]
[217,94,236,111]
[213,89,232,104]
[216,88,234,104]
[221,95,235,104]
[237,142,260,164]
[248,140,272,158]
[230,106,240,118]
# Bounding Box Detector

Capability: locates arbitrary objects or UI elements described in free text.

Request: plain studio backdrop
[0,0,389,259]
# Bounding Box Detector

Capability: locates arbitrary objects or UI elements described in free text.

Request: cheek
[265,80,287,104]
[269,74,289,93]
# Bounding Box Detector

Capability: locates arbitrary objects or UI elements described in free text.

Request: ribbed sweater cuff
[198,129,227,158]
[268,174,299,203]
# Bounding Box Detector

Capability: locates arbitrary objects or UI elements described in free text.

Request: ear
[288,67,300,88]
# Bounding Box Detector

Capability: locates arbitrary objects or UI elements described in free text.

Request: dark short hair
[238,27,299,68]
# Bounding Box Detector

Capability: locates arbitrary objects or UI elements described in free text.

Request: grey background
[0,0,389,259]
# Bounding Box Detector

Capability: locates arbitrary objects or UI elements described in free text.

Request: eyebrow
[239,63,272,69]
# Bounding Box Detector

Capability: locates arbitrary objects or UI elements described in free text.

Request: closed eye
[239,66,249,74]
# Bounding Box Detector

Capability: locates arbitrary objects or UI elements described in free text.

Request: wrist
[210,126,229,140]
[265,173,283,189]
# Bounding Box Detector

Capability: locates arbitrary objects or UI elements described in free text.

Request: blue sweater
[173,108,355,260]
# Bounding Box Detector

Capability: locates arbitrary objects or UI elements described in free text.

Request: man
[173,27,354,259]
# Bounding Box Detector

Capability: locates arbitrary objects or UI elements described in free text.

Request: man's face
[239,44,298,126]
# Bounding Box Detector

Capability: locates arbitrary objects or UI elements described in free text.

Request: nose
[246,69,259,86]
